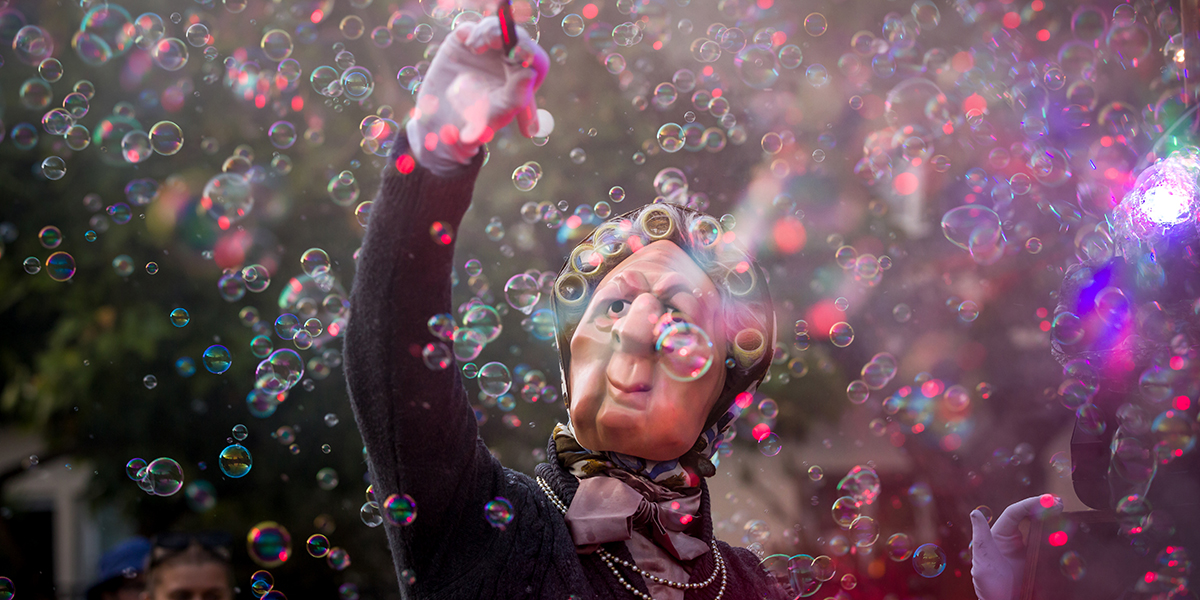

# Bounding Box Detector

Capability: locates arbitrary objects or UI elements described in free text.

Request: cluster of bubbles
[845,353,899,405]
[125,456,184,496]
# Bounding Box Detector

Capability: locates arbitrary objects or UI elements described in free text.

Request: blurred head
[141,533,233,600]
[88,537,152,600]
[552,203,776,464]
[568,240,728,460]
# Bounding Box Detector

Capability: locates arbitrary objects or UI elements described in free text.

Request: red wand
[498,0,519,56]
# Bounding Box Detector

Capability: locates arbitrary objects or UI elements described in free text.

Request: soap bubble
[268,121,296,149]
[464,305,502,341]
[504,274,540,314]
[656,322,715,381]
[46,252,75,281]
[328,171,360,206]
[1060,550,1086,580]
[170,308,190,327]
[256,349,304,392]
[605,53,627,73]
[885,78,949,131]
[759,398,778,419]
[562,14,584,36]
[838,465,881,505]
[126,458,147,479]
[275,314,300,340]
[143,457,185,496]
[779,45,803,69]
[341,66,375,100]
[941,205,1001,252]
[758,433,782,456]
[121,130,152,163]
[417,342,450,370]
[886,533,915,561]
[202,173,253,224]
[316,467,339,490]
[831,496,861,527]
[311,65,342,97]
[912,0,941,27]
[247,522,292,568]
[250,336,273,358]
[219,444,252,478]
[185,23,209,47]
[232,424,248,440]
[958,301,980,322]
[41,155,67,179]
[805,64,829,87]
[300,248,330,276]
[1052,312,1085,345]
[250,571,273,597]
[804,13,828,36]
[912,543,946,577]
[14,26,54,65]
[203,345,232,374]
[657,123,684,153]
[734,46,779,89]
[485,497,514,529]
[383,493,417,526]
[147,121,184,155]
[653,82,678,108]
[261,29,293,61]
[512,164,539,191]
[451,330,484,362]
[479,362,513,396]
[326,547,351,571]
[847,380,869,404]
[152,37,188,70]
[849,516,879,547]
[829,322,854,347]
[361,501,383,527]
[306,534,331,558]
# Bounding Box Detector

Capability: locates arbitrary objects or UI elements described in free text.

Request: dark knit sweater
[344,136,789,600]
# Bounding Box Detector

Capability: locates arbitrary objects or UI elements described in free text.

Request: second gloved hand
[971,494,1063,600]
[405,16,550,177]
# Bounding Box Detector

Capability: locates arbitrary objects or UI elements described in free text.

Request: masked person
[345,16,788,600]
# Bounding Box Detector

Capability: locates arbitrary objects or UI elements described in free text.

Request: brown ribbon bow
[564,475,709,561]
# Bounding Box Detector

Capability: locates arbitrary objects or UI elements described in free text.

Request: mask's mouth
[607,375,652,394]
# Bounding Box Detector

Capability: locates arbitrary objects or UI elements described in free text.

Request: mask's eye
[606,299,630,319]
[662,308,686,323]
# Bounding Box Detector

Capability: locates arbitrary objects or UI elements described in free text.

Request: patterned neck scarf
[551,391,748,491]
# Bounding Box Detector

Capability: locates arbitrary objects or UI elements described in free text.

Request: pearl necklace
[535,476,727,600]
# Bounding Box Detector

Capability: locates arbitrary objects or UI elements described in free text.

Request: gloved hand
[971,494,1063,600]
[405,15,550,177]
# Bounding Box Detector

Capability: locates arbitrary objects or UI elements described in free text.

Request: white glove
[970,494,1063,600]
[405,16,549,177]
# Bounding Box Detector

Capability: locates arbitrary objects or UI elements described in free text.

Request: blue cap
[87,537,151,600]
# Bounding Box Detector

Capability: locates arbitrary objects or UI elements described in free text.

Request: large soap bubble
[202,173,254,224]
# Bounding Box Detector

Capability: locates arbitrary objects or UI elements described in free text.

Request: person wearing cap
[345,14,788,600]
[87,537,151,600]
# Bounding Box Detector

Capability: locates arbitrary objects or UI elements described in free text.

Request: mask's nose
[611,293,665,357]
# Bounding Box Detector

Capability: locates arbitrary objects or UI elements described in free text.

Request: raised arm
[343,15,548,592]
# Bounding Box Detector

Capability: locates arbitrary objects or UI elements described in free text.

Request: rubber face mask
[550,203,777,473]
[567,240,729,461]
